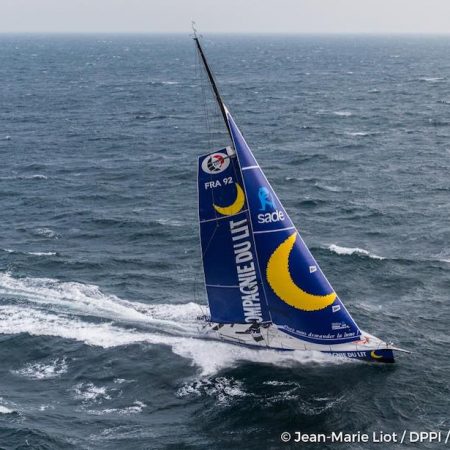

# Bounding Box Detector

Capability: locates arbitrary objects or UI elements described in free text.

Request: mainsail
[195,33,362,345]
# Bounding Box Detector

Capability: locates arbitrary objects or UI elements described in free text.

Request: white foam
[0,405,14,414]
[420,77,445,83]
[333,111,352,117]
[314,182,342,192]
[0,273,196,332]
[0,273,348,376]
[87,401,146,415]
[0,397,15,414]
[1,249,56,256]
[28,174,48,180]
[14,357,67,380]
[74,382,111,402]
[34,228,58,238]
[328,244,385,260]
[155,218,184,227]
[345,131,371,137]
[176,377,249,405]
[27,251,56,256]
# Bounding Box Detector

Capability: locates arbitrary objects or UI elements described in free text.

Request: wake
[0,272,342,375]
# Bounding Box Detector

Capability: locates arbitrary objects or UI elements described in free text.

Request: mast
[193,27,233,140]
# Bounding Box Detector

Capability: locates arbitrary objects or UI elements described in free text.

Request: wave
[0,273,343,375]
[419,77,445,83]
[86,401,146,416]
[2,249,56,256]
[27,251,57,256]
[0,397,15,414]
[13,357,68,380]
[33,228,59,239]
[314,182,342,192]
[176,376,344,411]
[0,273,198,332]
[333,111,352,117]
[344,131,377,137]
[328,244,385,260]
[0,405,14,414]
[176,377,249,405]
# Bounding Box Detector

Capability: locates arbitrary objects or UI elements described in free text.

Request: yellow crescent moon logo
[266,233,336,311]
[213,183,245,216]
[370,351,383,359]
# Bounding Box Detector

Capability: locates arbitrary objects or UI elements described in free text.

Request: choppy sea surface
[0,34,449,449]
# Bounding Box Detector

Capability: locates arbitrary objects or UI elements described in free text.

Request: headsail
[198,147,271,324]
[226,110,362,344]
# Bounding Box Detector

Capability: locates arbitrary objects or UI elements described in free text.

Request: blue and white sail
[198,147,271,324]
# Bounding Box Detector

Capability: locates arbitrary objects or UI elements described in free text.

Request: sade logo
[257,186,285,224]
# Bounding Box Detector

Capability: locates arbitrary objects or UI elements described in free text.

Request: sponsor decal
[229,218,263,323]
[212,183,245,216]
[201,152,230,174]
[258,186,274,211]
[266,233,336,311]
[331,321,350,330]
[257,186,285,224]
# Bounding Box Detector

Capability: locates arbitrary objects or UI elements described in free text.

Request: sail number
[204,177,233,190]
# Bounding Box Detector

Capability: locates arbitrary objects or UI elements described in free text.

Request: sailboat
[193,32,407,363]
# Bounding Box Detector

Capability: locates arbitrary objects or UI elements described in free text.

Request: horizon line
[1,31,450,36]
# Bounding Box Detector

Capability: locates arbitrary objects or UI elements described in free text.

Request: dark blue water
[0,34,449,449]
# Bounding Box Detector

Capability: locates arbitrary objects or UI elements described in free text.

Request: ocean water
[0,34,449,449]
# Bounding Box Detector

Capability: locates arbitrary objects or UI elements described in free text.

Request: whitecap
[155,218,184,227]
[73,382,111,402]
[14,357,67,380]
[176,377,249,405]
[420,77,445,83]
[88,401,146,415]
[2,249,56,256]
[34,228,58,238]
[345,131,371,137]
[333,111,352,117]
[0,405,14,414]
[314,182,342,192]
[328,244,385,260]
[27,251,57,256]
